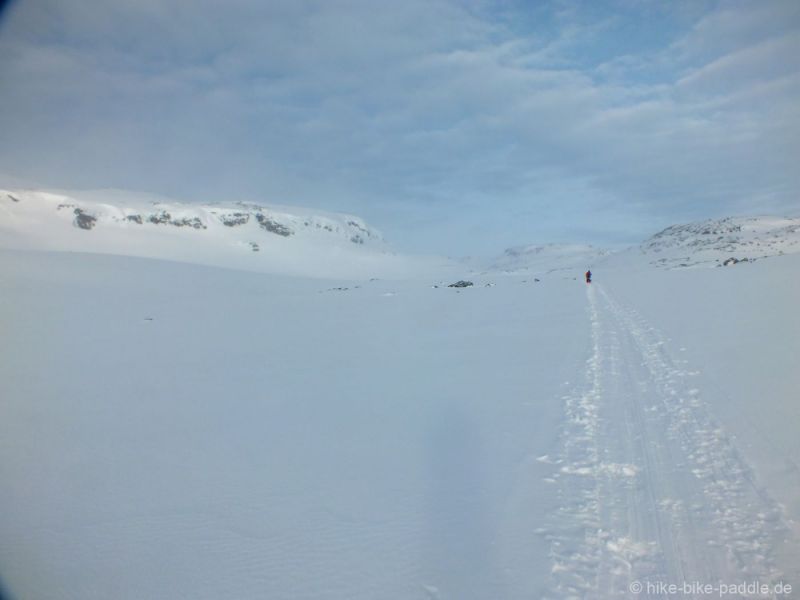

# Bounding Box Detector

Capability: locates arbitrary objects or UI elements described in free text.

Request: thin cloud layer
[0,0,798,254]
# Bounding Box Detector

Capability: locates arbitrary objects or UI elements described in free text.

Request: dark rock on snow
[148,211,206,229]
[722,257,749,266]
[221,213,250,227]
[255,213,293,236]
[73,208,97,230]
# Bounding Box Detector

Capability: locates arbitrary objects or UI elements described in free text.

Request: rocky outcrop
[73,208,97,230]
[147,211,206,229]
[255,213,293,236]
[220,213,250,227]
[721,257,752,266]
[641,216,800,268]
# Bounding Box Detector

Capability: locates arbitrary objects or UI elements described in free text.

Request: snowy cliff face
[640,216,800,269]
[0,189,441,279]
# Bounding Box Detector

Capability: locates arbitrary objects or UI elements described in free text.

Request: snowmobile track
[543,283,787,598]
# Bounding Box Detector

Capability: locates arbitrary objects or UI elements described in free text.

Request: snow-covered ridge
[486,216,800,276]
[488,243,610,275]
[1,188,382,245]
[0,188,445,279]
[641,216,800,268]
[4,189,799,277]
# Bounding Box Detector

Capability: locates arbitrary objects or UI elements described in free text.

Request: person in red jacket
[585,270,592,284]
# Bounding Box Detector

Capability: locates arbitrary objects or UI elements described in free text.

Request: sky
[0,0,798,255]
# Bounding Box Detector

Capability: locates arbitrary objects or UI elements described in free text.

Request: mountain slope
[0,188,442,279]
[640,216,800,268]
[486,243,609,276]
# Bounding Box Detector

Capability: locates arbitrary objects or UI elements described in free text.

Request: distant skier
[585,270,592,284]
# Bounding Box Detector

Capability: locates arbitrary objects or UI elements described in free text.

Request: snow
[598,252,800,577]
[0,188,449,280]
[0,199,799,598]
[639,215,800,269]
[486,243,609,276]
[0,249,588,599]
[543,279,792,596]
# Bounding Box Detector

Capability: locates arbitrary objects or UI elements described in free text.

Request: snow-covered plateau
[1,190,799,599]
[0,189,446,279]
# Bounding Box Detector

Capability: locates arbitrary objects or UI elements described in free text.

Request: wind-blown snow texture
[1,197,799,599]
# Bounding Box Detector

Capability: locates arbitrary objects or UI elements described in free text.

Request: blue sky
[0,0,798,255]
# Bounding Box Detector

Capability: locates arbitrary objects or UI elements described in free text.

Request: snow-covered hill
[486,243,609,276]
[4,190,798,279]
[489,216,800,276]
[639,216,800,269]
[0,188,443,279]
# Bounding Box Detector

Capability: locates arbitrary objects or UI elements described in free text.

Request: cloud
[0,0,798,254]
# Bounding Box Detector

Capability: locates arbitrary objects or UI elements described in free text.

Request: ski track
[542,283,788,598]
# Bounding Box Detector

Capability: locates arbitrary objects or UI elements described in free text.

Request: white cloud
[0,0,798,254]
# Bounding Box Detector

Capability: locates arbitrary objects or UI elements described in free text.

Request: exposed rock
[448,280,473,288]
[126,214,143,224]
[148,211,206,229]
[249,242,260,252]
[7,194,20,203]
[180,217,206,230]
[73,208,97,230]
[347,220,374,239]
[350,235,364,245]
[221,213,250,227]
[148,211,172,225]
[255,213,293,236]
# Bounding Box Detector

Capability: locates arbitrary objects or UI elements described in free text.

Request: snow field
[0,249,587,599]
[0,216,798,598]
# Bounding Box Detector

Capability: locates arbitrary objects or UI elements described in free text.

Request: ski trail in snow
[543,283,788,598]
